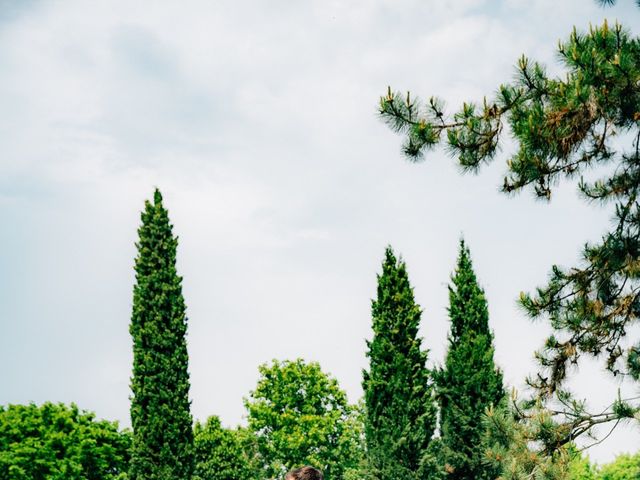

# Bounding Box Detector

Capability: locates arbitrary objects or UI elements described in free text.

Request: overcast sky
[1,0,639,464]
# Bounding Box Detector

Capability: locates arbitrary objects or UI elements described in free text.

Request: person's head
[284,466,324,480]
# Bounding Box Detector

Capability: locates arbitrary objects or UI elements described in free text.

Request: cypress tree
[362,247,437,480]
[129,189,194,480]
[437,240,504,480]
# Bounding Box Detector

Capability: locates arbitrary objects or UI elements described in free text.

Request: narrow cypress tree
[129,189,194,480]
[437,240,504,480]
[362,247,437,480]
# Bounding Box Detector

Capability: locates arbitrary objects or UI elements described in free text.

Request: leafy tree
[437,240,504,480]
[379,20,640,449]
[362,247,437,480]
[0,402,130,480]
[598,452,640,480]
[193,416,259,480]
[129,189,194,480]
[245,359,363,480]
[564,450,640,480]
[341,401,370,480]
[567,450,598,480]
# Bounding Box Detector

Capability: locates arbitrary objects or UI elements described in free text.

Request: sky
[1,0,639,464]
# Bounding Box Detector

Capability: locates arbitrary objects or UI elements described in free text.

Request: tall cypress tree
[437,240,504,480]
[363,247,437,480]
[129,189,194,480]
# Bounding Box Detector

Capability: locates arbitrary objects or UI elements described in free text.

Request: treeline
[123,191,504,479]
[2,401,639,480]
[1,190,637,480]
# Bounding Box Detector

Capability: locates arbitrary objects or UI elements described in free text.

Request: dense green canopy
[363,247,437,480]
[245,359,363,480]
[437,241,504,480]
[0,402,130,480]
[193,416,259,480]
[129,189,194,480]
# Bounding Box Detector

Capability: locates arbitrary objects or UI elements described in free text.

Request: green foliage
[362,247,437,480]
[0,402,130,480]
[437,240,504,480]
[129,189,194,480]
[483,400,574,480]
[598,452,640,480]
[193,416,259,480]
[566,449,598,480]
[567,455,598,480]
[565,450,640,480]
[341,400,372,480]
[245,359,363,480]
[380,21,640,447]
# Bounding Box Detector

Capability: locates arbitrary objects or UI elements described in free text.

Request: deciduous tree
[193,416,259,480]
[245,359,363,480]
[0,402,130,480]
[598,452,640,480]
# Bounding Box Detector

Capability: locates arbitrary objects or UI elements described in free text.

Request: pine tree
[596,0,640,8]
[129,189,194,480]
[362,247,437,480]
[437,240,504,480]
[379,20,640,449]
